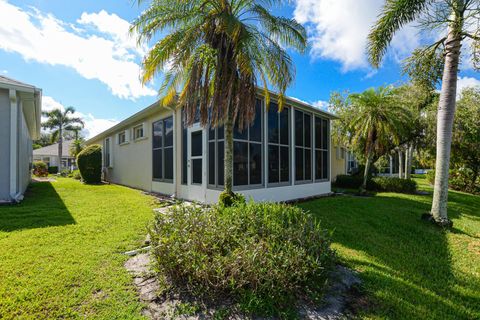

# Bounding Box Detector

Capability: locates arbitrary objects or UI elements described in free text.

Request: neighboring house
[33,140,76,170]
[87,91,336,203]
[331,146,358,181]
[33,140,76,169]
[0,76,41,203]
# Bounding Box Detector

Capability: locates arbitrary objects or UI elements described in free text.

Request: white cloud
[457,76,480,97]
[1,69,7,74]
[293,0,420,71]
[311,100,329,111]
[42,96,118,139]
[0,1,156,99]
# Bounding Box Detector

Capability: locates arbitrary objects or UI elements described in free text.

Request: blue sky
[1,0,479,138]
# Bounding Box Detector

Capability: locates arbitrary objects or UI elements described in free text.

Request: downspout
[9,89,22,202]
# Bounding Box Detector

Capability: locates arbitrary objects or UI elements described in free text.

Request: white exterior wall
[89,100,333,204]
[0,89,11,201]
[17,99,32,196]
[90,107,174,193]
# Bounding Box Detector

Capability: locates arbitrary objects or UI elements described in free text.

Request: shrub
[59,169,70,177]
[334,174,363,188]
[69,170,81,180]
[77,144,102,184]
[149,201,335,317]
[32,161,48,177]
[48,166,58,174]
[370,177,417,193]
[218,190,246,207]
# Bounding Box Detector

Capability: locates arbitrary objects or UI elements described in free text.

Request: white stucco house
[33,140,77,170]
[0,76,41,203]
[87,91,336,203]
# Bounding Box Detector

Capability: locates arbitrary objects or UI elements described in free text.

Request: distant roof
[0,75,36,90]
[33,140,75,158]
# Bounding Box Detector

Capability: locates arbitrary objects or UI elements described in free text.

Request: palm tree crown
[42,107,84,170]
[131,0,307,194]
[347,87,411,190]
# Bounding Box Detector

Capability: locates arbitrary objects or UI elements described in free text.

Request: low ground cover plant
[149,200,335,318]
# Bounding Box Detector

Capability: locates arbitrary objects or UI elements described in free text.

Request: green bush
[335,175,417,193]
[59,169,70,177]
[32,161,48,177]
[218,190,246,207]
[370,177,417,193]
[149,201,335,317]
[69,170,81,180]
[77,144,102,184]
[334,175,372,189]
[48,166,58,174]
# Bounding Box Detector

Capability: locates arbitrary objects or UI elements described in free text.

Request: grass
[1,176,479,319]
[300,176,480,319]
[0,178,156,319]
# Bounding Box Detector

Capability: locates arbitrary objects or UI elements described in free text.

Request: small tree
[451,87,480,190]
[77,145,102,184]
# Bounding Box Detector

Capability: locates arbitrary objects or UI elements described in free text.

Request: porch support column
[9,89,18,200]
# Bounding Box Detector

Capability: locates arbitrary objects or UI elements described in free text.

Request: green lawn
[1,177,478,319]
[0,178,156,319]
[301,177,480,320]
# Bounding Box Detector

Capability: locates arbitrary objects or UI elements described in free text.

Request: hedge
[77,144,102,184]
[335,175,417,193]
[47,166,58,174]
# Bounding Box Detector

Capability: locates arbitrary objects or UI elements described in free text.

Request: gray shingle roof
[33,140,75,157]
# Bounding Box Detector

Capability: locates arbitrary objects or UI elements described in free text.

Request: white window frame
[133,123,146,141]
[117,130,128,145]
[104,137,113,168]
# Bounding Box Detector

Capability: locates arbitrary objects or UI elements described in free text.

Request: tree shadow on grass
[0,181,75,232]
[299,192,480,319]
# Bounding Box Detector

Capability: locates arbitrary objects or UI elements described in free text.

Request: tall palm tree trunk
[361,144,373,192]
[431,19,462,225]
[224,105,234,195]
[405,144,412,179]
[58,127,63,171]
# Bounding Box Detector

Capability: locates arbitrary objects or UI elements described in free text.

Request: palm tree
[368,0,480,226]
[42,107,84,170]
[131,0,307,196]
[348,87,410,191]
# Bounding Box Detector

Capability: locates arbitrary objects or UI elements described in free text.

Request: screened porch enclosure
[156,97,334,203]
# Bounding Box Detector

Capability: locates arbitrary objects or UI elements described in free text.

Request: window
[209,100,262,189]
[152,117,173,182]
[295,110,312,183]
[268,102,290,185]
[118,131,127,144]
[233,99,263,187]
[314,116,329,180]
[133,124,145,140]
[104,138,111,167]
[208,126,224,188]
